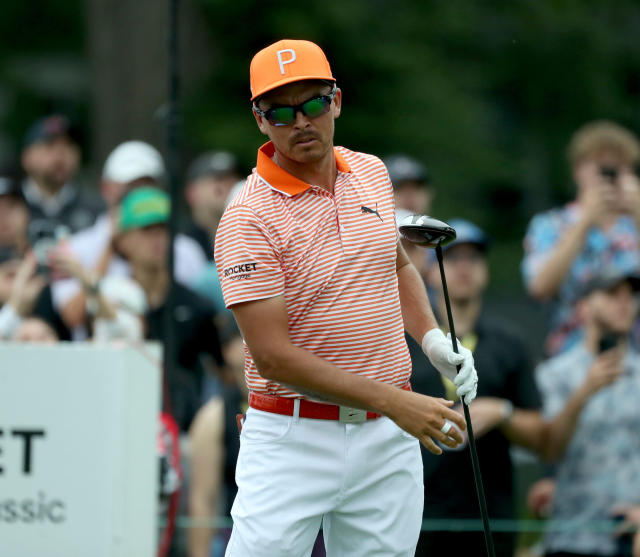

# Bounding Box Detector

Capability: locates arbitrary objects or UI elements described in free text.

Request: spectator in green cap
[118,186,170,232]
[115,186,226,431]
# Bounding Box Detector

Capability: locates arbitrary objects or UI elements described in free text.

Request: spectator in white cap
[46,140,207,338]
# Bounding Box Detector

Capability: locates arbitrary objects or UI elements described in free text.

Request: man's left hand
[422,328,478,404]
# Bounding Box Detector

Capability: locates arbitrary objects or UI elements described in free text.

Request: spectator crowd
[2,114,640,557]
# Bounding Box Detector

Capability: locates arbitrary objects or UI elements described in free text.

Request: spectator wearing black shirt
[188,325,246,557]
[411,219,548,557]
[21,115,102,242]
[183,151,242,260]
[113,186,224,431]
[385,154,435,280]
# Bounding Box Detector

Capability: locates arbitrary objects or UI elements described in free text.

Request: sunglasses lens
[303,97,330,118]
[263,94,332,126]
[267,107,295,126]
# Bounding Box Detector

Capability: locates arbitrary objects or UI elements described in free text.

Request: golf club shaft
[435,244,496,557]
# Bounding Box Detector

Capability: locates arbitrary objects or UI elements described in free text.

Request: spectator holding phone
[522,121,640,356]
[535,268,640,557]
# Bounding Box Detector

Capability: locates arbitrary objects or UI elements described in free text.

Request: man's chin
[42,175,70,190]
[291,143,329,163]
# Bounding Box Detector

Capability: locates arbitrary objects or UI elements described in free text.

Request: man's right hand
[9,253,47,316]
[581,181,619,227]
[527,478,556,518]
[386,389,467,455]
[583,348,624,395]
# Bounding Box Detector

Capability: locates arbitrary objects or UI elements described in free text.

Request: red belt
[248,382,411,422]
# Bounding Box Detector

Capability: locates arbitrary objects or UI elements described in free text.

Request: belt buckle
[339,406,367,424]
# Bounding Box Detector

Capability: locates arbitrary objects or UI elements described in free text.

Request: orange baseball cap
[250,39,335,101]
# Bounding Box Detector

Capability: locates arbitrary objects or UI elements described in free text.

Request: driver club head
[398,214,457,248]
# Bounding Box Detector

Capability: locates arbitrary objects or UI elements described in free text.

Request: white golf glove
[421,328,478,404]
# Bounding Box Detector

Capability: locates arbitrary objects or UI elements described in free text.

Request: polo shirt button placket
[330,196,345,239]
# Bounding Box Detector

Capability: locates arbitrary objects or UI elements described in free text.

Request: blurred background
[3,0,640,352]
[1,2,639,281]
[2,2,640,556]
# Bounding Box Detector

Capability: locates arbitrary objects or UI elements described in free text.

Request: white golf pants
[225,406,424,557]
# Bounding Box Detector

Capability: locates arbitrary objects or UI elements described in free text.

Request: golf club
[399,214,497,557]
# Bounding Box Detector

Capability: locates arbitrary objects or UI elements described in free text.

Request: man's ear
[253,108,269,136]
[21,147,35,173]
[333,88,342,120]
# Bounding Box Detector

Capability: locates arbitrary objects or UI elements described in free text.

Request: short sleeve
[521,211,560,288]
[214,205,284,308]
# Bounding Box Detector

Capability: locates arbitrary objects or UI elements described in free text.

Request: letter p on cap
[250,39,335,101]
[276,49,296,75]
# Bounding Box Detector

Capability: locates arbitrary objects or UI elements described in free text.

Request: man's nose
[292,109,311,129]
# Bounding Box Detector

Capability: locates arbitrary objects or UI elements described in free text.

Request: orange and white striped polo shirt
[214,141,411,398]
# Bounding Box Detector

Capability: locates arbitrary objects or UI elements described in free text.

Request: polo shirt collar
[256,141,351,196]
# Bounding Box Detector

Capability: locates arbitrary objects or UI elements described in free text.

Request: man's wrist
[500,399,514,425]
[421,327,445,355]
[373,381,406,420]
[576,213,594,233]
[83,274,100,297]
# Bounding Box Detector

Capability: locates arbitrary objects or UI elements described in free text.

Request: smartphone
[598,333,620,354]
[599,165,619,183]
[32,238,57,276]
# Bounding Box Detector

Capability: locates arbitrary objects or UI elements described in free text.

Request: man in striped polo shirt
[215,39,479,557]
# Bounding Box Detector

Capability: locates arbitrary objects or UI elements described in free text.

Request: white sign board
[0,343,161,557]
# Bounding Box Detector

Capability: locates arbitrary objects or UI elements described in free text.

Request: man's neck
[131,265,169,309]
[437,296,482,338]
[273,146,337,193]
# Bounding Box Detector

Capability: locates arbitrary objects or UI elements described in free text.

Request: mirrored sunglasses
[253,85,337,127]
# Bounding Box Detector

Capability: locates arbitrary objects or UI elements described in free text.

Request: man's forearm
[255,342,405,416]
[543,386,590,460]
[61,290,87,328]
[501,409,547,454]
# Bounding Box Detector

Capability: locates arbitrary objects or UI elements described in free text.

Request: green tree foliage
[187,0,640,291]
[0,0,85,160]
[1,0,639,292]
